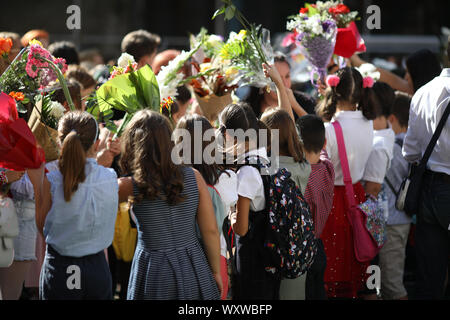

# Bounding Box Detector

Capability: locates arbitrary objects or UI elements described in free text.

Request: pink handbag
[333,121,384,263]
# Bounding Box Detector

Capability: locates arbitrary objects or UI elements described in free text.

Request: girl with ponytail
[317,67,377,299]
[27,111,119,300]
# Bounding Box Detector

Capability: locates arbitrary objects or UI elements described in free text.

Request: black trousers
[415,171,450,300]
[305,238,327,300]
[40,245,112,300]
[232,234,281,300]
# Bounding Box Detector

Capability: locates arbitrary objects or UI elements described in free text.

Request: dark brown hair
[261,108,304,162]
[175,114,221,186]
[58,111,99,202]
[119,110,185,205]
[47,79,82,110]
[296,114,326,154]
[391,91,412,128]
[316,67,376,121]
[121,30,161,62]
[370,81,396,118]
[66,65,96,91]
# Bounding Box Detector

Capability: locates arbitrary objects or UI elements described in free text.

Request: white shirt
[214,170,238,209]
[363,128,395,184]
[403,68,450,175]
[236,147,268,211]
[325,110,374,185]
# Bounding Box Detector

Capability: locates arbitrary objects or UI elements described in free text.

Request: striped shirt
[304,150,335,238]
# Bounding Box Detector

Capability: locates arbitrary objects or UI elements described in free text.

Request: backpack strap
[332,121,357,208]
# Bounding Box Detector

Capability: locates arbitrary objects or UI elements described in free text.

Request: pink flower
[326,75,340,87]
[26,44,52,78]
[363,76,374,88]
[53,57,68,74]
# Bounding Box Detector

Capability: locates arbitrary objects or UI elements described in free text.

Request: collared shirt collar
[440,68,450,77]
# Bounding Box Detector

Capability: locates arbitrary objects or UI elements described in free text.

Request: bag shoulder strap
[419,100,450,167]
[332,121,356,207]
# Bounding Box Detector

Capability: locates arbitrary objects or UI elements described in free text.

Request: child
[316,67,376,299]
[27,111,119,300]
[363,82,396,199]
[175,113,238,300]
[378,92,413,300]
[361,82,396,299]
[118,110,221,300]
[218,102,277,299]
[261,108,311,300]
[297,114,335,300]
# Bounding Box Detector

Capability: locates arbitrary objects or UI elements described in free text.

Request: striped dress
[127,167,220,300]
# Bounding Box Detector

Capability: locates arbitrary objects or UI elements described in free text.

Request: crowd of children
[0,27,449,301]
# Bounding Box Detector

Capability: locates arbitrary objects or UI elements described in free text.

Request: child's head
[48,79,82,111]
[388,91,411,134]
[121,30,161,68]
[172,85,192,124]
[218,102,266,156]
[58,111,100,202]
[296,115,326,155]
[66,65,97,99]
[175,114,220,186]
[317,67,376,122]
[48,41,80,65]
[261,108,304,162]
[370,81,395,130]
[119,110,185,205]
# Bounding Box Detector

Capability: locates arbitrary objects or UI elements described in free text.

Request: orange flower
[0,37,13,55]
[9,91,25,101]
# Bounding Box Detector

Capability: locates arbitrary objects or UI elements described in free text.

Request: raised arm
[262,63,294,122]
[350,54,413,95]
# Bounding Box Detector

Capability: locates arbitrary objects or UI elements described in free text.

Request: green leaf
[224,5,236,21]
[305,3,319,16]
[212,6,225,20]
[96,64,160,113]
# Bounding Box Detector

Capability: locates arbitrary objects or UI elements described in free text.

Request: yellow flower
[225,67,238,79]
[200,62,212,73]
[29,39,43,47]
[237,30,247,41]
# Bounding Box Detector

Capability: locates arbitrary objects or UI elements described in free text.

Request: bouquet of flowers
[287,5,337,85]
[93,53,160,138]
[156,40,203,101]
[294,1,365,58]
[213,0,274,89]
[0,40,71,162]
[0,40,71,114]
[187,29,241,122]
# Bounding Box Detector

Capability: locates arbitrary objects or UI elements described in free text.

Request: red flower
[299,7,308,14]
[329,4,350,15]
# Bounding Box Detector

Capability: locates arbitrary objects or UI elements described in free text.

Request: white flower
[117,53,135,69]
[206,34,223,48]
[357,63,380,81]
[48,101,65,119]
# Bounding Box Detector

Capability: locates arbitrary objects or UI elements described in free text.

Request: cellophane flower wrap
[287,7,337,85]
[219,28,274,89]
[189,28,240,97]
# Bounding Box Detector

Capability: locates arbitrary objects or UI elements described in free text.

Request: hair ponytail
[317,87,338,122]
[59,131,87,202]
[57,111,99,202]
[358,87,377,121]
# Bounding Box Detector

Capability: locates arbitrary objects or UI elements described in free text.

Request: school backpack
[227,156,317,279]
[263,167,317,279]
